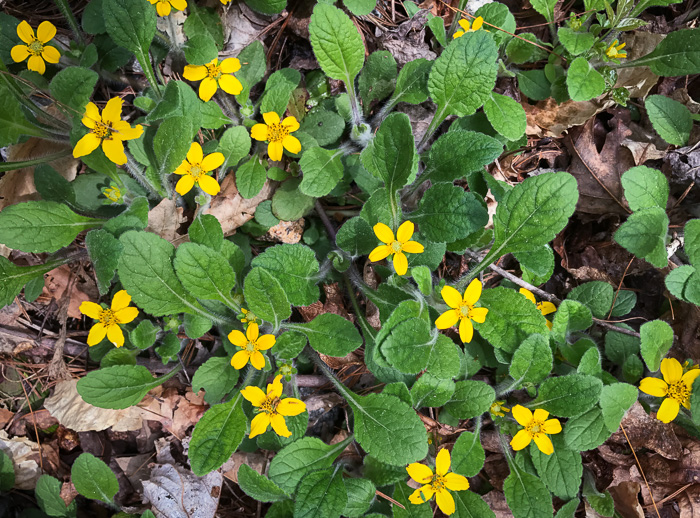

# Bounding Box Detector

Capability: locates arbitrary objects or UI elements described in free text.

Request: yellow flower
[406,448,470,515]
[229,323,275,370]
[639,357,700,423]
[519,288,557,330]
[240,308,260,326]
[510,405,562,455]
[683,360,699,373]
[11,21,60,75]
[435,279,488,343]
[79,290,139,348]
[250,112,302,162]
[183,57,243,102]
[173,142,223,196]
[241,374,306,438]
[605,39,627,59]
[102,186,122,203]
[220,0,232,4]
[73,98,144,165]
[148,0,187,16]
[453,16,484,39]
[490,400,510,417]
[368,221,424,276]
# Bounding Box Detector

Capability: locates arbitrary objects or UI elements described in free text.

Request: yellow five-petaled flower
[520,288,556,330]
[605,39,627,59]
[241,374,306,438]
[406,448,470,515]
[183,57,243,102]
[173,142,223,196]
[510,405,562,455]
[368,221,424,276]
[229,323,275,370]
[73,98,144,165]
[639,357,700,423]
[79,290,139,348]
[11,20,60,75]
[240,308,260,326]
[435,279,488,343]
[453,16,484,39]
[148,0,187,16]
[251,112,302,162]
[490,400,510,417]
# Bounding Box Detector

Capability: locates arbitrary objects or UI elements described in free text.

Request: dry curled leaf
[142,463,222,518]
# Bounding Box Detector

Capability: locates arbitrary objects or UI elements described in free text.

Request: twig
[315,200,338,241]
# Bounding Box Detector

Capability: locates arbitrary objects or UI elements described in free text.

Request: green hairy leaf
[614,207,669,268]
[237,464,289,503]
[361,112,417,191]
[503,464,553,518]
[640,319,674,371]
[624,28,700,76]
[309,4,365,83]
[284,313,362,357]
[531,374,603,417]
[71,453,119,504]
[294,468,348,518]
[645,95,692,146]
[77,365,178,409]
[269,437,348,494]
[244,268,292,330]
[566,57,605,101]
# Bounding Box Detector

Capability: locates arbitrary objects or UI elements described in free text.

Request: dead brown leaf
[145,198,186,243]
[609,403,682,460]
[39,265,93,319]
[205,174,275,237]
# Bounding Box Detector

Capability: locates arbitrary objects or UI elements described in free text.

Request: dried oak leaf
[205,174,274,237]
[609,402,682,460]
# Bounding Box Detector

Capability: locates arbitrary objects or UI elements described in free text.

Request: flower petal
[270,414,291,437]
[443,472,470,491]
[519,288,536,304]
[282,135,301,155]
[250,123,268,141]
[256,334,276,351]
[401,241,424,254]
[406,463,434,484]
[183,64,207,81]
[639,377,668,397]
[220,57,241,73]
[470,307,488,324]
[175,175,195,196]
[458,318,474,343]
[435,309,459,330]
[396,220,414,243]
[83,102,101,124]
[373,222,395,244]
[533,433,554,455]
[11,45,29,63]
[111,120,143,141]
[27,55,45,75]
[268,141,283,161]
[458,19,470,31]
[463,279,483,305]
[441,285,463,309]
[249,412,270,438]
[538,301,557,316]
[202,152,225,171]
[542,419,562,435]
[80,301,104,320]
[37,21,56,43]
[250,351,266,370]
[435,448,451,476]
[170,0,187,9]
[512,405,533,426]
[682,369,700,390]
[16,21,35,44]
[657,397,680,423]
[393,251,408,275]
[452,30,464,39]
[368,245,392,262]
[228,330,248,347]
[197,175,221,196]
[102,97,124,124]
[277,398,306,416]
[73,132,101,158]
[199,77,218,102]
[246,322,260,342]
[263,111,280,125]
[102,138,127,165]
[187,142,203,164]
[533,408,550,422]
[408,487,428,505]
[87,323,107,346]
[156,1,171,15]
[661,357,683,384]
[107,324,125,348]
[115,307,139,324]
[218,74,243,95]
[111,290,131,311]
[240,385,267,406]
[282,116,300,132]
[268,375,284,399]
[435,489,455,516]
[472,16,484,30]
[510,429,532,451]
[231,350,250,369]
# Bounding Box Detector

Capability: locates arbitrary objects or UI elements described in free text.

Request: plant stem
[314,200,337,241]
[416,108,445,153]
[345,79,363,128]
[135,50,162,99]
[53,0,85,46]
[0,150,72,172]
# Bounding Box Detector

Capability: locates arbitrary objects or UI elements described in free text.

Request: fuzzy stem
[0,150,72,173]
[53,0,85,46]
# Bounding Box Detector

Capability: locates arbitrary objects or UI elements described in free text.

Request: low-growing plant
[0,0,699,516]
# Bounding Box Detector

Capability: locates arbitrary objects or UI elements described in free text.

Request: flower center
[28,39,44,56]
[259,396,280,415]
[244,340,258,353]
[526,420,545,437]
[93,122,112,139]
[390,241,403,253]
[429,474,446,492]
[268,123,290,143]
[189,164,204,179]
[99,309,118,326]
[103,187,121,202]
[457,302,473,319]
[667,381,690,406]
[206,63,222,80]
